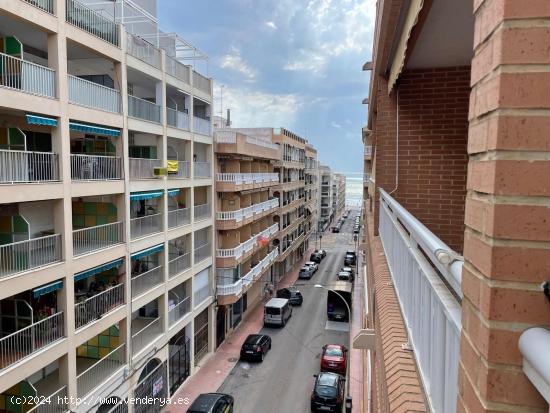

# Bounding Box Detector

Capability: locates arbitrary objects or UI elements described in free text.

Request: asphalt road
[217,208,360,413]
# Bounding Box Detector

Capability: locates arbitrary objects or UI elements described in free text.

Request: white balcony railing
[126,33,161,68]
[0,150,59,183]
[130,213,162,239]
[66,0,119,46]
[128,95,161,123]
[73,222,123,256]
[131,265,163,298]
[0,52,56,98]
[169,252,191,278]
[23,0,55,14]
[193,162,211,178]
[76,343,125,398]
[167,108,190,130]
[519,328,550,407]
[168,160,190,179]
[193,116,211,136]
[168,297,191,326]
[132,317,162,355]
[217,279,242,296]
[194,203,211,221]
[68,75,120,113]
[27,386,67,413]
[217,198,279,222]
[71,154,122,181]
[194,242,211,264]
[129,158,162,179]
[0,312,64,370]
[165,56,190,83]
[216,172,279,185]
[168,208,190,229]
[192,71,211,94]
[74,283,125,329]
[379,189,462,413]
[0,234,61,278]
[194,285,211,307]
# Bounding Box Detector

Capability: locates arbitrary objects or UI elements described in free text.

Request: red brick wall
[373,67,470,252]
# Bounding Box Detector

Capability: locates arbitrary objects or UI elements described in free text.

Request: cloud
[331,121,342,129]
[265,21,277,30]
[219,47,257,81]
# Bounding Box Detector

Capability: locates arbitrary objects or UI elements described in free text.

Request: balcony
[0,150,59,184]
[131,265,163,298]
[194,242,211,264]
[76,343,125,398]
[168,161,190,179]
[193,71,211,94]
[193,116,211,136]
[216,172,279,192]
[193,285,211,307]
[193,162,211,178]
[130,213,162,239]
[214,130,280,159]
[68,75,120,113]
[129,158,162,180]
[168,297,191,326]
[194,203,211,222]
[126,33,161,69]
[72,221,124,256]
[23,0,55,14]
[216,224,278,261]
[26,386,67,413]
[0,52,56,98]
[65,0,120,47]
[168,207,190,229]
[169,252,191,278]
[0,234,62,278]
[165,56,190,84]
[75,284,125,329]
[132,316,162,355]
[0,312,64,370]
[167,108,190,130]
[216,198,279,229]
[378,189,462,413]
[128,95,161,124]
[364,146,372,159]
[71,154,122,181]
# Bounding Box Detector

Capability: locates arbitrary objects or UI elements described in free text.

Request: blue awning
[33,280,63,298]
[26,114,58,127]
[167,189,180,197]
[131,244,164,260]
[74,258,124,282]
[130,191,163,201]
[69,121,120,137]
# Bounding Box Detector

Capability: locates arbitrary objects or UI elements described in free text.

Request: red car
[320,344,347,375]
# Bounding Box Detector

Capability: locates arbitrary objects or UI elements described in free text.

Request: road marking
[325,321,350,332]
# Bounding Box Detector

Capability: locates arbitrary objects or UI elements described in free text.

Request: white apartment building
[332,173,345,218]
[318,164,333,231]
[0,1,215,412]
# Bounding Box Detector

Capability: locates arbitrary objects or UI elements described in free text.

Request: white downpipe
[389,88,399,195]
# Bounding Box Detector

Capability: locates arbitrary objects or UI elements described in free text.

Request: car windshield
[265,307,281,315]
[325,348,343,357]
[316,385,337,397]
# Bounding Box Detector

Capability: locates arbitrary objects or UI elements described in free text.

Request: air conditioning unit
[153,167,167,177]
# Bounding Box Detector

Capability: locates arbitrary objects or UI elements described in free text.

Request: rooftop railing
[0,234,62,278]
[165,56,190,83]
[126,33,161,69]
[0,52,56,98]
[68,75,120,113]
[73,221,123,256]
[70,154,122,181]
[192,71,211,94]
[0,150,59,183]
[66,0,119,46]
[128,95,161,123]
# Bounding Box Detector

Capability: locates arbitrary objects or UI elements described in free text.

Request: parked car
[264,298,292,327]
[240,334,272,362]
[353,227,360,234]
[331,226,340,233]
[305,261,319,273]
[314,249,327,259]
[309,253,322,264]
[310,372,345,412]
[341,267,355,282]
[277,286,304,305]
[337,271,351,281]
[188,393,234,413]
[320,344,348,375]
[344,254,356,266]
[299,265,315,279]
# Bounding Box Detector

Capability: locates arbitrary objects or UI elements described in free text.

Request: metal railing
[0,234,61,278]
[168,208,190,229]
[0,52,56,98]
[214,130,237,144]
[165,56,190,83]
[130,213,162,239]
[27,387,67,413]
[131,265,163,298]
[68,75,120,113]
[193,162,211,178]
[129,158,162,179]
[168,160,190,179]
[194,285,211,307]
[168,297,191,326]
[245,135,279,150]
[519,328,550,407]
[73,221,123,256]
[169,252,191,278]
[70,154,122,181]
[74,284,125,329]
[192,71,211,94]
[76,343,125,398]
[126,33,161,68]
[379,189,462,413]
[215,172,279,184]
[23,0,55,14]
[194,203,211,221]
[167,108,190,130]
[0,312,64,370]
[0,150,59,183]
[193,116,211,136]
[194,242,211,264]
[128,95,161,123]
[132,317,162,355]
[66,0,119,46]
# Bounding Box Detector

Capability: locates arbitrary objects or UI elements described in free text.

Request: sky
[158,0,376,173]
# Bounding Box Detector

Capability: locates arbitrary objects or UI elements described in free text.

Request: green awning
[33,280,63,298]
[74,258,124,282]
[131,244,164,260]
[26,114,58,127]
[130,191,163,201]
[69,121,120,137]
[167,189,180,197]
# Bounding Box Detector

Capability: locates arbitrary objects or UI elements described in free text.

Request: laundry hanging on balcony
[69,121,121,137]
[257,235,270,248]
[74,258,124,282]
[167,189,181,197]
[131,244,164,260]
[33,280,63,298]
[167,160,179,173]
[26,114,58,127]
[130,191,164,201]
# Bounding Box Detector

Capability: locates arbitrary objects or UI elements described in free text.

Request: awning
[74,258,124,282]
[26,114,58,127]
[69,121,121,137]
[167,189,180,197]
[131,244,164,260]
[33,280,63,298]
[130,191,163,201]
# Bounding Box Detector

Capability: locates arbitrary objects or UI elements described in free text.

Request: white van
[264,298,292,327]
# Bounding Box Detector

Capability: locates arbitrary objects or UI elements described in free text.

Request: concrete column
[458,1,550,412]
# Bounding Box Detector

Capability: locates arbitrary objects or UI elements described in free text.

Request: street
[217,209,360,413]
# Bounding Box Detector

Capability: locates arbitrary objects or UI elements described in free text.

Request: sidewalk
[169,246,315,412]
[349,252,365,413]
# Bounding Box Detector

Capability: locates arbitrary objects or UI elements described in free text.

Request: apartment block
[0,1,215,412]
[318,164,333,231]
[332,173,345,219]
[304,144,320,239]
[361,0,550,412]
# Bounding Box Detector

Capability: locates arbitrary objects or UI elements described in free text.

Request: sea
[345,174,363,207]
